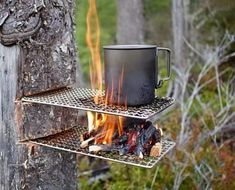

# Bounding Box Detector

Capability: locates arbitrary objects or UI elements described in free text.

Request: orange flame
[86,0,102,98]
[86,0,126,144]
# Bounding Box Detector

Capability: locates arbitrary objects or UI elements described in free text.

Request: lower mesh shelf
[28,126,175,168]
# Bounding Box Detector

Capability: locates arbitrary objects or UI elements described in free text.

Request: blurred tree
[116,0,144,44]
[171,0,191,98]
[144,0,171,45]
[172,0,188,71]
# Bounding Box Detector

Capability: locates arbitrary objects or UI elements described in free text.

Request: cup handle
[155,47,171,88]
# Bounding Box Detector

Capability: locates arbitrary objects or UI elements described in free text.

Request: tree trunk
[171,0,190,98]
[0,0,80,189]
[116,0,145,44]
[172,0,189,71]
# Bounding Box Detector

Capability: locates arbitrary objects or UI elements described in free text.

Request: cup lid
[103,44,157,50]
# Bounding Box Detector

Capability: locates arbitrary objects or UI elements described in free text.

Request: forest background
[75,0,235,189]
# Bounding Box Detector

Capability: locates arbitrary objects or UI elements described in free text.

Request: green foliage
[144,0,171,46]
[193,0,235,45]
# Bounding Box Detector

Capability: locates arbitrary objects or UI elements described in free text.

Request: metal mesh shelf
[22,87,174,120]
[27,126,175,168]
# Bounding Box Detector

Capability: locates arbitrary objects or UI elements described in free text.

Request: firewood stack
[80,120,164,159]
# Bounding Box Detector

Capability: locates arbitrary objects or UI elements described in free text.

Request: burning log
[150,143,162,157]
[89,145,111,153]
[81,117,163,159]
[155,123,163,136]
[80,131,108,148]
[142,121,161,143]
[159,128,163,136]
[80,134,84,142]
[115,131,138,156]
[127,131,138,153]
[80,137,95,148]
[136,121,161,158]
[116,134,128,145]
[80,130,97,141]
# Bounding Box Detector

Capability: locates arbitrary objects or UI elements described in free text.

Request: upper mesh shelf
[22,87,174,120]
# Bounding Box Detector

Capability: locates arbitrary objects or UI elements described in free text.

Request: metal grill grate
[22,87,174,120]
[27,126,175,168]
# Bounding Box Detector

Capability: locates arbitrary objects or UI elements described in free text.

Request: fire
[86,0,102,97]
[87,112,125,144]
[86,0,126,144]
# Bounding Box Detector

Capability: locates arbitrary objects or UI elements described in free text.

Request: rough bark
[0,0,79,189]
[17,103,83,140]
[0,44,23,190]
[116,0,144,44]
[0,0,77,97]
[22,146,77,190]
